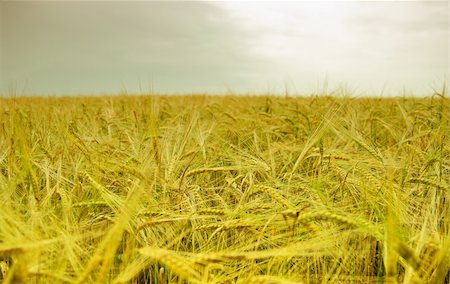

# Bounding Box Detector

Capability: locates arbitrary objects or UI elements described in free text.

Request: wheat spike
[185,166,234,178]
[138,247,201,282]
[255,185,293,209]
[408,178,448,191]
[197,208,227,216]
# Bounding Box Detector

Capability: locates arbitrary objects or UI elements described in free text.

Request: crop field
[0,94,449,283]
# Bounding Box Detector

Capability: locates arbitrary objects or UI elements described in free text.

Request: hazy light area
[0,1,448,96]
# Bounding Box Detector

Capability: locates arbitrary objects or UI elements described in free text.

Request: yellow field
[0,94,449,283]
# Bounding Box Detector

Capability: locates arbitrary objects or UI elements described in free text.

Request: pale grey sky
[0,1,448,96]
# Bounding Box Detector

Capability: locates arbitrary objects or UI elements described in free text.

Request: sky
[0,1,448,96]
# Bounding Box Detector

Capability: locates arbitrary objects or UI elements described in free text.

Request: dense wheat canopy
[0,94,449,283]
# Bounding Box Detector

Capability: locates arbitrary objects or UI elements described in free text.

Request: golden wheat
[0,94,448,283]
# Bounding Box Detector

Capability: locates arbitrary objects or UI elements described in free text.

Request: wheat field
[0,94,449,283]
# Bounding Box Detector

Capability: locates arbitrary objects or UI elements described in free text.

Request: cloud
[1,1,448,96]
[1,2,264,94]
[214,1,448,95]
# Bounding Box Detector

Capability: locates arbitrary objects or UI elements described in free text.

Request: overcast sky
[0,1,448,96]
